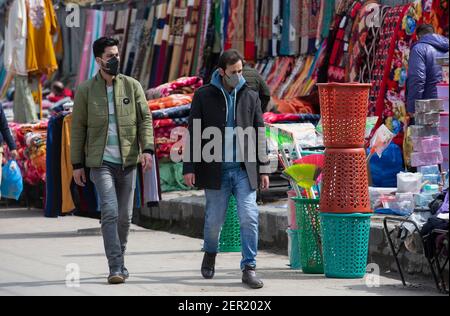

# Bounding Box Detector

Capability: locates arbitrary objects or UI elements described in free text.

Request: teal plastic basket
[287,229,302,270]
[320,213,373,279]
[293,198,324,274]
[219,195,242,253]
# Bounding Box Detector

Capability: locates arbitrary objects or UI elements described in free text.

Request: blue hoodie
[407,34,449,113]
[210,69,247,170]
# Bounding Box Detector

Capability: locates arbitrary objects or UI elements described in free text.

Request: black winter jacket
[183,83,269,190]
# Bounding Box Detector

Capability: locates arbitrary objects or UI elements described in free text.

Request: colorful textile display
[7,122,47,186]
[263,112,321,125]
[152,104,192,120]
[147,94,193,111]
[146,77,203,100]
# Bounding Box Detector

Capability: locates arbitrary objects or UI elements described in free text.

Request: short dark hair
[93,37,120,58]
[416,24,435,37]
[218,49,244,70]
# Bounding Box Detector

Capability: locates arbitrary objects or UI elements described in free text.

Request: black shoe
[108,271,125,285]
[201,252,217,279]
[242,266,264,289]
[122,266,129,280]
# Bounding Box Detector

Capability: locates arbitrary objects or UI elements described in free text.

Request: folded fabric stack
[271,98,315,114]
[263,112,321,126]
[149,81,199,161]
[148,94,193,112]
[6,122,48,186]
[146,77,203,100]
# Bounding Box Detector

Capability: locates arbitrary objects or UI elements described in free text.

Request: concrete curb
[135,191,447,279]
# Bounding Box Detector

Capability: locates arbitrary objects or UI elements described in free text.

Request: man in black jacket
[0,103,18,196]
[183,50,270,289]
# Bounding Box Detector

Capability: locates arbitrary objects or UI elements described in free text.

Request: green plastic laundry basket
[219,195,242,253]
[320,213,373,279]
[293,198,324,274]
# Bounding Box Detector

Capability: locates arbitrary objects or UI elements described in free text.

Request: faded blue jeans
[203,167,259,271]
[90,163,137,272]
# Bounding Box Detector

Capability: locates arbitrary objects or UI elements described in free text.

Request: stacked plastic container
[317,83,373,279]
[437,83,449,171]
[437,55,449,171]
[411,99,445,168]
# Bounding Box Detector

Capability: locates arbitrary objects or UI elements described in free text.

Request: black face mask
[102,56,120,76]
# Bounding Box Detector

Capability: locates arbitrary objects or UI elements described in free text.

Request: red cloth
[47,88,73,103]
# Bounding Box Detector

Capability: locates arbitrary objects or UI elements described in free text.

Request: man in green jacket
[71,37,154,285]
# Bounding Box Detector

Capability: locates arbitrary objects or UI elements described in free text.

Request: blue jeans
[204,167,259,271]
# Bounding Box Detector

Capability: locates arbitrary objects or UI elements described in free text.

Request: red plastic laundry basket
[317,83,372,148]
[320,148,372,214]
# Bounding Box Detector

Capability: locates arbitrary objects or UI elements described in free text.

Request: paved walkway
[0,208,441,296]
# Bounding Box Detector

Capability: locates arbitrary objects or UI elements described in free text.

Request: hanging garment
[321,0,335,40]
[369,4,410,116]
[307,0,322,53]
[77,10,95,86]
[45,114,65,218]
[299,0,309,54]
[136,4,157,88]
[277,56,305,99]
[168,0,188,81]
[382,3,422,151]
[157,1,176,85]
[345,1,381,83]
[224,0,245,53]
[257,0,272,59]
[61,114,75,214]
[56,7,87,80]
[124,8,147,76]
[327,1,363,83]
[71,169,99,217]
[192,0,211,75]
[198,1,220,81]
[13,75,38,123]
[271,0,281,56]
[26,0,59,76]
[149,0,170,87]
[244,0,256,61]
[87,10,106,79]
[280,0,291,56]
[4,0,27,75]
[421,0,449,35]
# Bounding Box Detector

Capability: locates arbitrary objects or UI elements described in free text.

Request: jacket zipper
[112,82,125,170]
[101,84,109,167]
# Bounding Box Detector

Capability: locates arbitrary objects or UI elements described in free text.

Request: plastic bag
[397,172,423,194]
[369,124,395,158]
[368,143,404,188]
[1,160,23,200]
